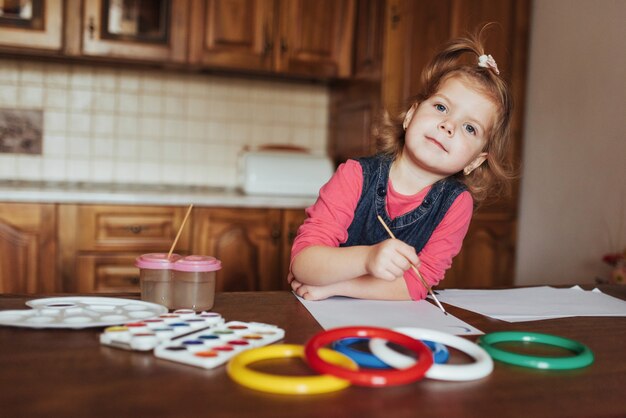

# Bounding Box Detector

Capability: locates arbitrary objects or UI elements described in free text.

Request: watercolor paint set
[99,309,225,351]
[153,321,285,369]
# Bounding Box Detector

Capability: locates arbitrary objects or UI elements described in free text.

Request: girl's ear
[403,103,419,130]
[463,152,488,175]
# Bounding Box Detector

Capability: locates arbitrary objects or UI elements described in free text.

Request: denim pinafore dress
[340,155,467,253]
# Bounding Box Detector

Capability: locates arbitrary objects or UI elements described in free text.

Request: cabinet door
[192,208,281,292]
[0,0,63,52]
[279,208,307,290]
[79,0,189,62]
[0,203,57,293]
[75,254,141,293]
[188,0,275,71]
[277,0,355,78]
[441,217,516,289]
[353,0,384,80]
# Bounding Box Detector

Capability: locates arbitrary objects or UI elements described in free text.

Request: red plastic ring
[304,326,433,387]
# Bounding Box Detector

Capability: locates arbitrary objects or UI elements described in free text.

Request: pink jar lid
[135,253,180,269]
[173,255,222,272]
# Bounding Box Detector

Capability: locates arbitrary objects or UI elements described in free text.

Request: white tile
[68,113,91,135]
[66,158,90,181]
[140,73,164,94]
[164,96,186,117]
[0,155,17,179]
[118,93,139,114]
[16,155,43,180]
[137,162,162,183]
[139,94,163,116]
[0,84,18,107]
[92,114,115,135]
[138,139,161,162]
[18,86,44,107]
[44,87,69,109]
[93,92,116,112]
[90,159,115,182]
[0,60,19,83]
[113,161,139,182]
[45,63,70,87]
[69,90,93,112]
[70,66,94,89]
[140,116,163,138]
[92,137,115,159]
[119,72,140,93]
[19,62,44,85]
[93,68,118,91]
[66,135,91,157]
[41,157,67,181]
[44,110,68,133]
[43,134,67,156]
[117,115,139,136]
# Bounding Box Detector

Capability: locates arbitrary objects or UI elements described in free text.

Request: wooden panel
[75,254,141,293]
[442,217,516,288]
[353,0,385,80]
[188,0,275,70]
[279,208,307,290]
[0,203,57,293]
[76,205,190,252]
[0,0,63,52]
[192,208,281,292]
[277,0,355,78]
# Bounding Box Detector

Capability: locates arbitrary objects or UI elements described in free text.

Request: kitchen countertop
[0,180,317,208]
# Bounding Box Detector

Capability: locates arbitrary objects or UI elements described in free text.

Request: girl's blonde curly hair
[375,26,515,205]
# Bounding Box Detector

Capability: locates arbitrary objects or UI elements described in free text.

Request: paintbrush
[377,215,448,315]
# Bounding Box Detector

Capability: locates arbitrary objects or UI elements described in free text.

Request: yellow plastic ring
[227,344,356,395]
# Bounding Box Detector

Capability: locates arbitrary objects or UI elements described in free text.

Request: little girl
[290,29,513,301]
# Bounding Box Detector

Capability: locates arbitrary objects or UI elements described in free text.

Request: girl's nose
[438,121,454,136]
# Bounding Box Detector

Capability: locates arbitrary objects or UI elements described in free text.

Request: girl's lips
[426,136,447,152]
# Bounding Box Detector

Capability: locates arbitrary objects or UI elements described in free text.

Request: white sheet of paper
[296,294,483,335]
[435,286,626,323]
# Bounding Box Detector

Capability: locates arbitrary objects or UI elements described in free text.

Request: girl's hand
[290,278,333,301]
[366,239,419,281]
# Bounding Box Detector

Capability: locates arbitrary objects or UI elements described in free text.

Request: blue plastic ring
[333,337,449,368]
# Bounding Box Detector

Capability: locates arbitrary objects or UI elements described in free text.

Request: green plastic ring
[477,331,594,370]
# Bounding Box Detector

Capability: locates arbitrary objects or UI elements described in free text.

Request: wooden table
[0,287,625,418]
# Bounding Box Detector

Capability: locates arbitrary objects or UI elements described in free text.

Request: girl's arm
[291,239,419,285]
[291,275,411,301]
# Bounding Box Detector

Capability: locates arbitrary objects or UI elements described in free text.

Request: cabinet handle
[263,23,273,57]
[128,225,143,234]
[88,17,96,39]
[390,6,401,29]
[280,38,288,54]
[271,225,281,243]
[130,277,140,285]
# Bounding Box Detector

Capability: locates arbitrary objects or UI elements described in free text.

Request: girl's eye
[434,104,447,113]
[463,124,477,135]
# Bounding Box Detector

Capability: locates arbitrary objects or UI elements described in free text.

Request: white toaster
[239,150,334,196]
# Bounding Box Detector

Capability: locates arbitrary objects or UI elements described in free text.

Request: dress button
[377,187,386,197]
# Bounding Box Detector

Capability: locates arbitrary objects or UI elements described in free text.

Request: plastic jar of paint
[136,253,180,308]
[172,255,222,311]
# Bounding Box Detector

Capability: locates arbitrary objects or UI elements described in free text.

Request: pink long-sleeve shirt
[290,159,474,300]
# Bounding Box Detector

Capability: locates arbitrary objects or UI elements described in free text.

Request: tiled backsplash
[0,59,329,187]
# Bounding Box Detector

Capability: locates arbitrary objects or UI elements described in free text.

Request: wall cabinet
[0,203,57,293]
[188,0,356,78]
[0,0,63,53]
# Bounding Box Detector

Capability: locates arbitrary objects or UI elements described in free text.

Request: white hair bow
[478,54,500,75]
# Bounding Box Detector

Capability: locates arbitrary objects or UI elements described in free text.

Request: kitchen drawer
[75,254,141,293]
[76,205,191,252]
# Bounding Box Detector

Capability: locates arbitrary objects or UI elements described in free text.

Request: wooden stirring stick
[168,204,194,259]
[376,215,448,315]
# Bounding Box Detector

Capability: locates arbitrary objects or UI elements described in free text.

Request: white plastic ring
[369,327,493,381]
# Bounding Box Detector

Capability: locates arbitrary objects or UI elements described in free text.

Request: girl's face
[403,76,496,177]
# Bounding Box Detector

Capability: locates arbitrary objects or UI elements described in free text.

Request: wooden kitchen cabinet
[58,204,191,293]
[328,0,531,288]
[192,207,305,292]
[64,0,189,63]
[188,0,356,78]
[0,203,57,293]
[0,0,63,53]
